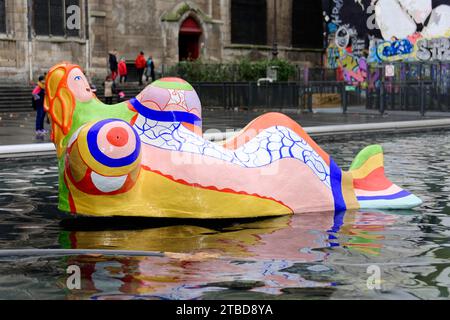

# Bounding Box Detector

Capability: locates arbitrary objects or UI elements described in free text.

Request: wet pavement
[1,106,450,146]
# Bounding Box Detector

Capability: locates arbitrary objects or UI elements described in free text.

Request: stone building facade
[0,0,325,83]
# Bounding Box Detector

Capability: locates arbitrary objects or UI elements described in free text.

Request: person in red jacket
[118,57,128,83]
[135,52,147,86]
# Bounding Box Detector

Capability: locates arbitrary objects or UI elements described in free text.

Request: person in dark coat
[145,56,156,83]
[109,50,119,81]
[32,75,46,136]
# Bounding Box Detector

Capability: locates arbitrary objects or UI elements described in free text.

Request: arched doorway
[179,17,202,61]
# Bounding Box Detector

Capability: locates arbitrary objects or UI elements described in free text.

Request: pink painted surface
[355,184,403,197]
[136,85,202,118]
[96,122,137,160]
[184,90,202,116]
[67,68,94,103]
[141,144,335,213]
[136,86,170,111]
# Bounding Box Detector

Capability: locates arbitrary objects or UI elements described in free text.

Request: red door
[179,18,202,61]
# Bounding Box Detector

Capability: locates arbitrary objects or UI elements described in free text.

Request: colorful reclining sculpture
[44,63,422,218]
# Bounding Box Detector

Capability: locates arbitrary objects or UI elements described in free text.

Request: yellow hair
[44,63,78,157]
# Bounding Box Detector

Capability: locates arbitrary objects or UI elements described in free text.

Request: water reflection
[0,131,449,299]
[56,209,401,300]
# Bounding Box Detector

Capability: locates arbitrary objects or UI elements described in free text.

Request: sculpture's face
[67,68,94,103]
[45,64,100,157]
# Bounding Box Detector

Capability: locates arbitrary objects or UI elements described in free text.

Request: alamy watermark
[366,265,382,290]
[168,127,281,176]
[366,5,379,31]
[66,5,81,31]
[66,265,81,290]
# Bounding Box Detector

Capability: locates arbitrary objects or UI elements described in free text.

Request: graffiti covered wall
[322,0,450,84]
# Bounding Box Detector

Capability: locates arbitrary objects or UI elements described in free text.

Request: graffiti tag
[331,0,344,26]
[352,39,366,57]
[416,37,450,61]
[377,39,414,61]
[335,25,358,49]
[340,52,368,85]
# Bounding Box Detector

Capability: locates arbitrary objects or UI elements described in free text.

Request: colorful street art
[416,37,450,61]
[370,35,450,63]
[338,49,368,84]
[377,39,415,61]
[323,0,450,84]
[44,63,422,218]
[325,45,340,69]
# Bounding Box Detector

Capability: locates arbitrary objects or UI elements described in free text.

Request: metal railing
[189,80,448,115]
[190,81,367,113]
[367,81,450,115]
[133,61,450,115]
[90,79,448,116]
[192,82,302,111]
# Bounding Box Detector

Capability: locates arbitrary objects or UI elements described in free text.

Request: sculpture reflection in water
[57,209,400,300]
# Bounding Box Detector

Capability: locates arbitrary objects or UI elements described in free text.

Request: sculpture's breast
[133,78,202,135]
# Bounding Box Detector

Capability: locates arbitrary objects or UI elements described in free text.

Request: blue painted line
[87,119,141,168]
[330,158,346,213]
[357,190,411,201]
[130,98,202,126]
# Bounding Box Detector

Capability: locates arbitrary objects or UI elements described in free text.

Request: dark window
[0,0,6,34]
[49,0,64,36]
[292,0,324,48]
[34,0,80,37]
[231,0,267,45]
[34,0,51,35]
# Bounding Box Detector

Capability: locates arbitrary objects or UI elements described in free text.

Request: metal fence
[168,62,448,114]
[364,62,450,114]
[190,80,448,115]
[108,61,450,115]
[192,82,301,110]
[367,81,450,115]
[191,81,362,112]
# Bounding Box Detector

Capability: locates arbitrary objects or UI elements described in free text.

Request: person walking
[135,51,147,86]
[32,75,46,137]
[104,75,115,105]
[145,56,156,83]
[109,50,118,82]
[118,57,128,83]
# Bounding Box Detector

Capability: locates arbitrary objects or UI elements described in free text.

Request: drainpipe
[208,0,212,17]
[27,0,33,82]
[272,0,278,60]
[84,0,90,73]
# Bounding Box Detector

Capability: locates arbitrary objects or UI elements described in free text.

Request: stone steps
[0,82,146,112]
[0,86,34,112]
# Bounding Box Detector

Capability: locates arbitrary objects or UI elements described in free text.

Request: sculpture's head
[44,63,95,156]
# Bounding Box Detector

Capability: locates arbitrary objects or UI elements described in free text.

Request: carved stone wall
[0,0,324,83]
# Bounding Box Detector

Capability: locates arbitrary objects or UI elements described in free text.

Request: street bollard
[222,83,226,110]
[293,83,298,110]
[248,82,252,111]
[420,82,426,116]
[307,86,313,112]
[342,83,348,114]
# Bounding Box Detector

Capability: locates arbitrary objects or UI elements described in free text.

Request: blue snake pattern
[134,115,331,188]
